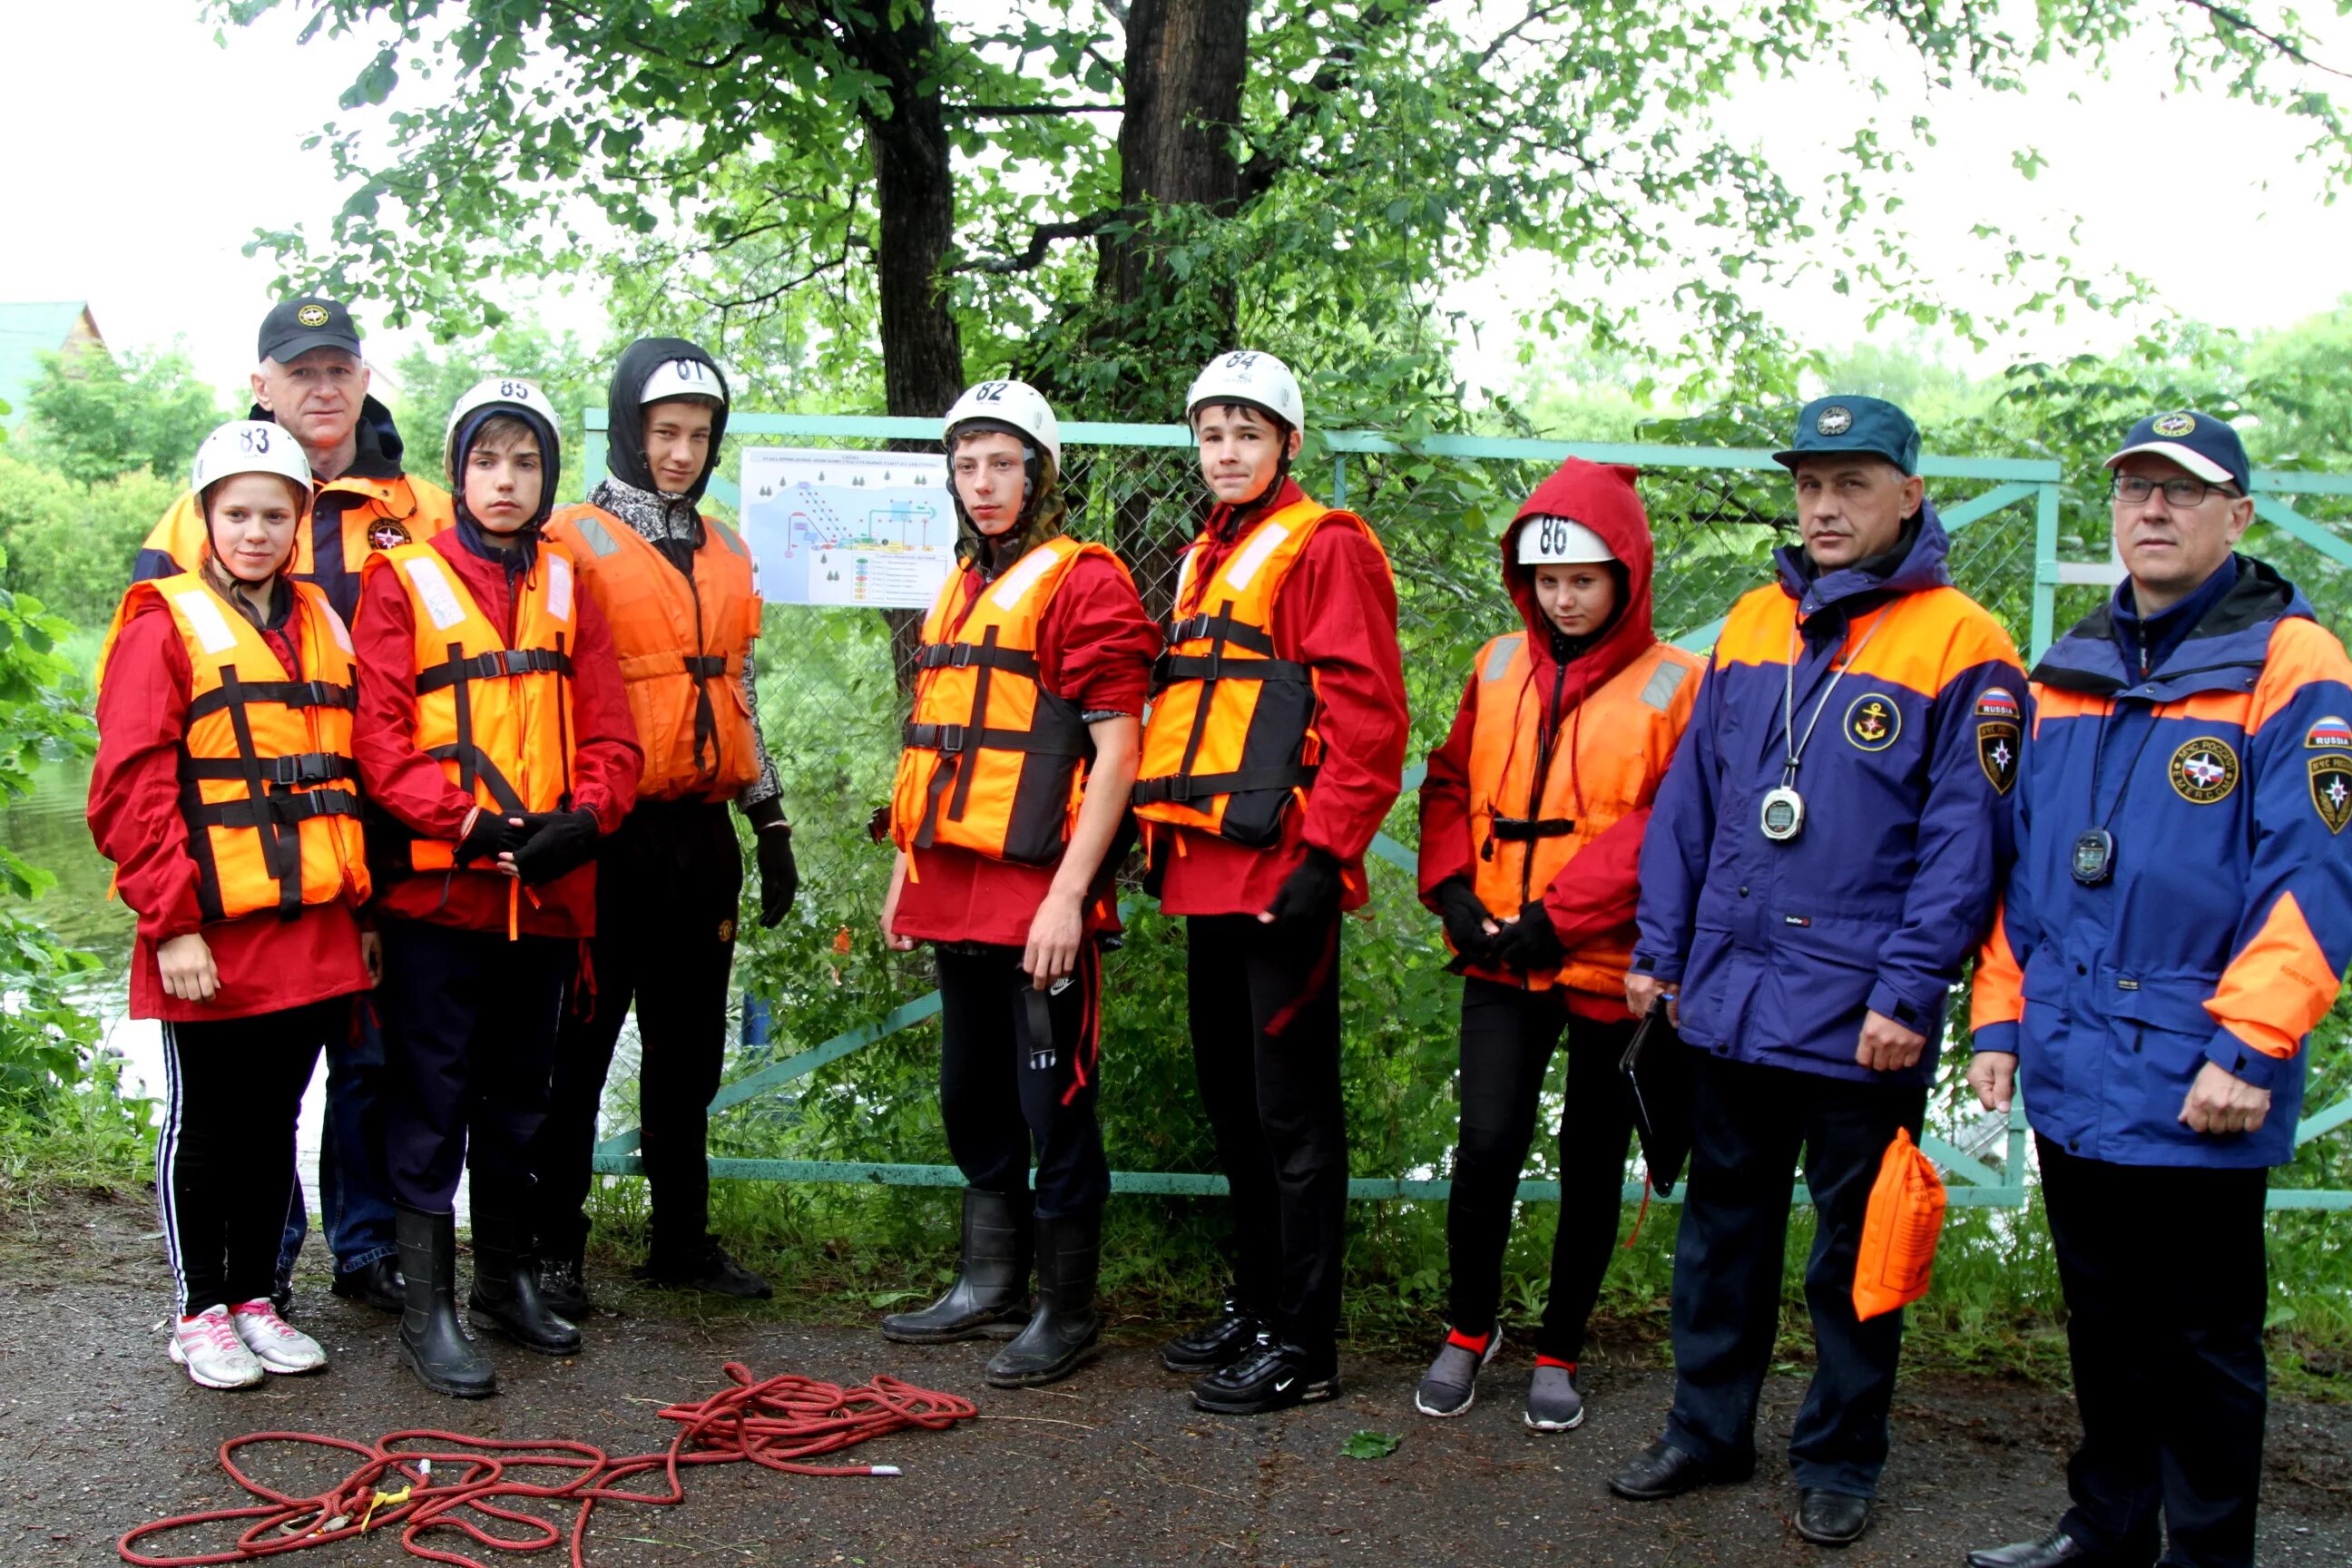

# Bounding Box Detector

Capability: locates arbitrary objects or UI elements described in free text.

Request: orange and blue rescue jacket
[1972,554,2352,1167]
[1633,502,2024,1084]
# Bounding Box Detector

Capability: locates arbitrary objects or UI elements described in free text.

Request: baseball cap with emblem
[257,296,363,366]
[1773,395,1921,476]
[2103,409,2250,493]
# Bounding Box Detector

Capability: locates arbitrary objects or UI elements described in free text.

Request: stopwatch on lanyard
[1761,612,1890,843]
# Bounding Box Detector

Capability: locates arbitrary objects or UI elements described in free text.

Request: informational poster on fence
[739,446,957,610]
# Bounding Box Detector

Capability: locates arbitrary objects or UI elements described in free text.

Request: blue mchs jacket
[1634,502,2025,1084]
[1974,554,2352,1168]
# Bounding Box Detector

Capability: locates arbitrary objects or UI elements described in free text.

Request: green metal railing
[579,412,2350,1213]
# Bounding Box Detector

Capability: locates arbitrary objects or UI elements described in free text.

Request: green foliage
[18,344,228,489]
[1340,1430,1402,1459]
[211,0,2352,425]
[0,581,110,1125]
[0,454,180,630]
[382,319,604,499]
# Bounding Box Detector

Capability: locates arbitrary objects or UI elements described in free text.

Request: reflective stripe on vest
[1132,498,1383,848]
[1463,633,1699,993]
[99,573,369,924]
[377,542,579,871]
[547,504,762,803]
[889,537,1120,867]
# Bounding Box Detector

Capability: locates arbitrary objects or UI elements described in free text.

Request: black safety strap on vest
[683,653,726,780]
[179,665,339,921]
[184,680,355,721]
[906,624,1091,849]
[412,647,572,693]
[1487,815,1576,842]
[421,639,535,830]
[1132,598,1319,808]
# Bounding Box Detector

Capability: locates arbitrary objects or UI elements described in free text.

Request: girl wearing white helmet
[1135,350,1409,1416]
[350,377,642,1397]
[876,378,1157,1388]
[90,420,376,1390]
[1412,457,1703,1432]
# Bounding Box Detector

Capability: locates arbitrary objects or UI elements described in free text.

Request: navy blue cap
[2104,410,2249,494]
[1773,395,1920,476]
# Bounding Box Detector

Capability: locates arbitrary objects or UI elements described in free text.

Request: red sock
[1446,1328,1492,1356]
[1535,1356,1576,1372]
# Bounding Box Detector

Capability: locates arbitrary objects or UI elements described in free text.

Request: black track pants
[933,941,1109,1220]
[157,1000,339,1315]
[1444,977,1638,1362]
[1186,911,1348,1356]
[531,801,741,1260]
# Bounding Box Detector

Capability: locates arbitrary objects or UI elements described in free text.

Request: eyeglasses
[2111,475,2238,507]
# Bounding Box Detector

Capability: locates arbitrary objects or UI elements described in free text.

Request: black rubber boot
[396,1205,495,1399]
[986,1208,1102,1387]
[880,1187,1032,1344]
[466,1210,583,1357]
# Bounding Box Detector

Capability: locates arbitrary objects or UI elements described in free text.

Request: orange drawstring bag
[1851,1128,1947,1322]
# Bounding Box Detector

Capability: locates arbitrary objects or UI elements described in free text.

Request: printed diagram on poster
[740,447,956,609]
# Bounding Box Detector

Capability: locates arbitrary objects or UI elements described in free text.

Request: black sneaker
[1191,1335,1340,1415]
[537,1257,589,1320]
[1160,1298,1265,1373]
[638,1241,773,1300]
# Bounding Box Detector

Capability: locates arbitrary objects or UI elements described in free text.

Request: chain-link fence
[564,415,2141,1216]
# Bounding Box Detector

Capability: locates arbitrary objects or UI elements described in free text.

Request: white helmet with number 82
[943,378,1061,470]
[191,419,312,504]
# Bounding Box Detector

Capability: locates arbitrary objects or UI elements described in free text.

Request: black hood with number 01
[605,338,730,504]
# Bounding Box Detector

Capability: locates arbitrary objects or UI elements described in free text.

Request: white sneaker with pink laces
[169,1305,266,1388]
[229,1299,328,1375]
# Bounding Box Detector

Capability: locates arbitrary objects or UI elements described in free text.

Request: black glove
[1488,898,1567,973]
[1260,846,1345,932]
[453,808,531,867]
[755,824,799,927]
[1433,875,1497,965]
[509,808,602,887]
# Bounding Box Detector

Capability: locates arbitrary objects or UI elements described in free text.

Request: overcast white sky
[5,0,2351,406]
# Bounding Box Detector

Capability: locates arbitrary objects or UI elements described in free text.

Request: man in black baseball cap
[129,293,456,1321]
[257,296,366,367]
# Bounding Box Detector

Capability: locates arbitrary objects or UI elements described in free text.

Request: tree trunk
[1099,0,1251,617]
[840,0,965,689]
[1101,0,1248,319]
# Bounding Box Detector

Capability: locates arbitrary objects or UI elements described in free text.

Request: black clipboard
[1618,999,1696,1197]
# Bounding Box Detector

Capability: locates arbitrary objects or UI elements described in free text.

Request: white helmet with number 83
[191,419,312,504]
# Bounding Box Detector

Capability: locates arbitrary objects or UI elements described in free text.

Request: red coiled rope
[118,1362,977,1568]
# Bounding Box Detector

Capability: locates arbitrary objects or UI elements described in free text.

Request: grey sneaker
[1414,1329,1502,1418]
[1524,1362,1584,1432]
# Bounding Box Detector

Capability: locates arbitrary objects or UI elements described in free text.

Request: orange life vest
[544,505,763,803]
[99,573,370,924]
[891,537,1125,867]
[372,541,579,873]
[1462,632,1703,994]
[1132,497,1384,848]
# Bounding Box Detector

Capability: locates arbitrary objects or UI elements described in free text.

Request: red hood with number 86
[1498,458,1660,706]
